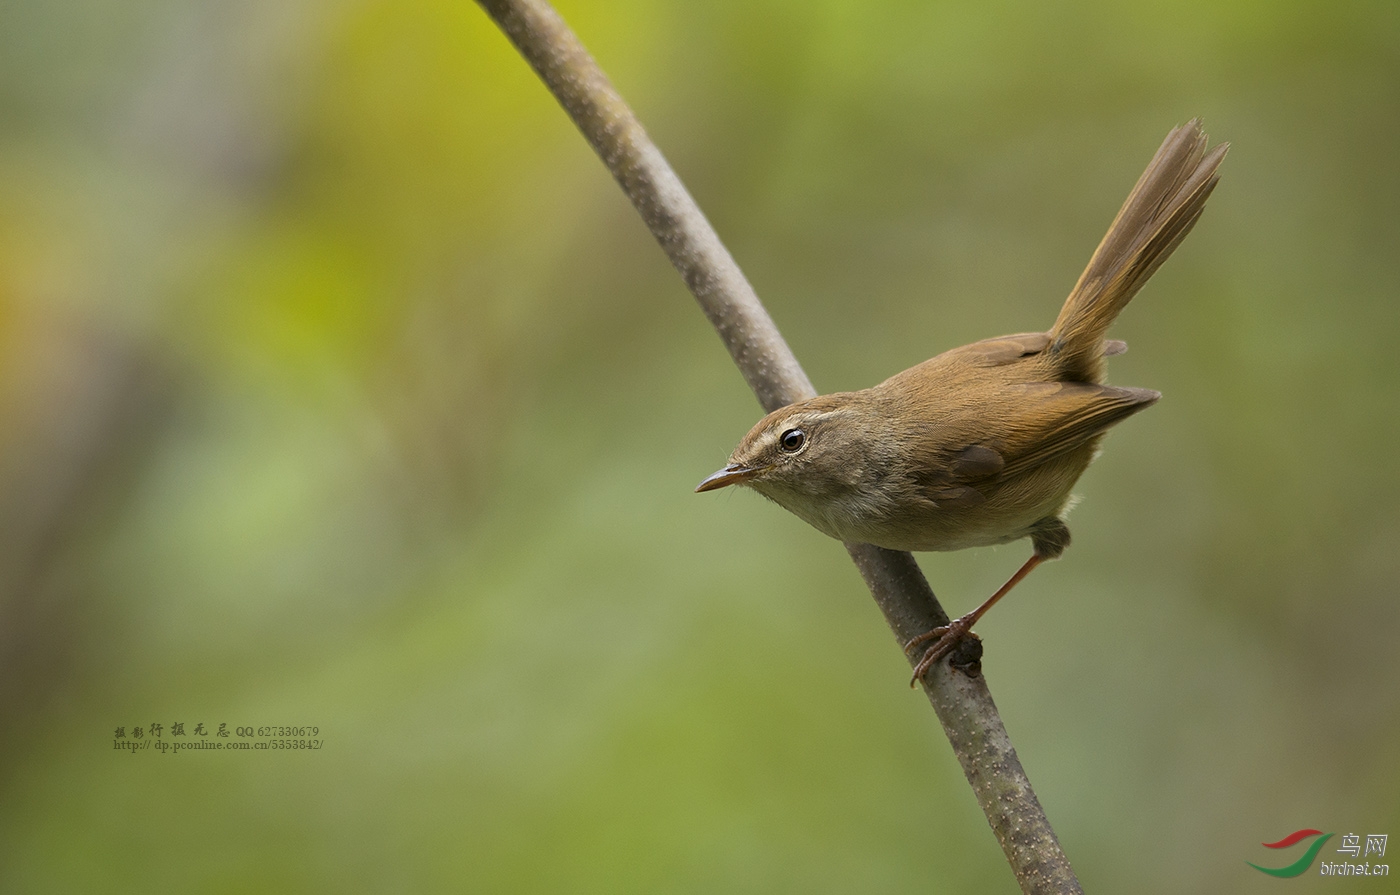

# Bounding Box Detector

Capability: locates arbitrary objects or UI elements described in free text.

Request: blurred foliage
[1,0,1397,891]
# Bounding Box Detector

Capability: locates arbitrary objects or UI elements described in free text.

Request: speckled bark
[477,2,1083,891]
[476,0,814,413]
[846,544,1081,893]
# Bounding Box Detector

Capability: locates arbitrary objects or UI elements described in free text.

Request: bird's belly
[842,510,1037,553]
[827,447,1094,552]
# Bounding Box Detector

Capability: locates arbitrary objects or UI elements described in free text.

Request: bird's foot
[906,616,981,686]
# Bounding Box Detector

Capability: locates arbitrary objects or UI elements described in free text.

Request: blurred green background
[1,0,1397,891]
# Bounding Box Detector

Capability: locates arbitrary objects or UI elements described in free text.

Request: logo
[1249,829,1333,878]
[1249,829,1390,879]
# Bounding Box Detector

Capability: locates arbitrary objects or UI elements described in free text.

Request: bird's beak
[695,463,763,493]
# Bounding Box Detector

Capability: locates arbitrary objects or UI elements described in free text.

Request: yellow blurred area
[1,1,1397,891]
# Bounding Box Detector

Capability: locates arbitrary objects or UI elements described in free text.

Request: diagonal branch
[475,2,1082,892]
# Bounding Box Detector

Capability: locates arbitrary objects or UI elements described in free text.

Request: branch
[475,2,1082,892]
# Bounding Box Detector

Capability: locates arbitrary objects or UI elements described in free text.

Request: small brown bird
[697,120,1227,682]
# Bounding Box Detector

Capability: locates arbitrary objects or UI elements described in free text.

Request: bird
[696,120,1227,683]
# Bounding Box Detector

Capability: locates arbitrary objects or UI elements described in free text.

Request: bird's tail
[1047,119,1227,381]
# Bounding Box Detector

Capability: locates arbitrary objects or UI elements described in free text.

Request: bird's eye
[778,428,806,453]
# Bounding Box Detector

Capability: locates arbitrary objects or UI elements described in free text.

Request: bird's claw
[908,618,977,686]
[903,625,950,656]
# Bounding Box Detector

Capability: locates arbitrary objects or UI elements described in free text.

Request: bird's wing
[907,381,1157,506]
[993,381,1159,479]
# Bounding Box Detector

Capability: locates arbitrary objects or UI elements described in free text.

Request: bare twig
[475,2,1082,892]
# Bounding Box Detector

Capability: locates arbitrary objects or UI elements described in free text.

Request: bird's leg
[906,553,1046,686]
